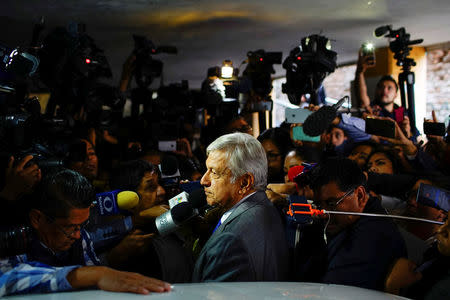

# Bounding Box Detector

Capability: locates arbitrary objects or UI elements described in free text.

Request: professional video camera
[0,39,41,151]
[375,25,423,68]
[375,25,423,130]
[132,35,177,88]
[38,23,112,115]
[130,35,178,121]
[154,81,199,140]
[282,34,337,105]
[242,49,282,98]
[83,82,125,134]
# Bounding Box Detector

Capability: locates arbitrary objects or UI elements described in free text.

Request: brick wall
[322,64,356,101]
[426,45,450,123]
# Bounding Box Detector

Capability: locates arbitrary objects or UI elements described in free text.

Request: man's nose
[200,172,210,186]
[72,229,82,240]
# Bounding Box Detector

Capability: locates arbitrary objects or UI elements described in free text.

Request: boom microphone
[302,96,348,137]
[374,25,391,37]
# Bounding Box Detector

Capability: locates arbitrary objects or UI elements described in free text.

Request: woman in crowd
[258,127,293,183]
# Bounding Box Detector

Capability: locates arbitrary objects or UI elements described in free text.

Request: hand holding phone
[361,42,376,66]
[365,117,395,138]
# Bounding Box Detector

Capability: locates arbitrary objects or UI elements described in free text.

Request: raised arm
[354,49,374,112]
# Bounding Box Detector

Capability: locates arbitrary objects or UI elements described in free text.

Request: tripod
[397,58,417,131]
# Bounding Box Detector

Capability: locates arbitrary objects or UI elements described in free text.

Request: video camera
[0,43,39,84]
[132,35,177,88]
[39,24,112,86]
[14,143,65,169]
[375,25,423,130]
[374,25,423,68]
[282,34,337,105]
[242,49,282,98]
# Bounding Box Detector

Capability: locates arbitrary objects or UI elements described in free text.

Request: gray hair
[206,132,268,190]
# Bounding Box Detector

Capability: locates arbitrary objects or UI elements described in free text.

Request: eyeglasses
[316,188,356,210]
[44,214,90,238]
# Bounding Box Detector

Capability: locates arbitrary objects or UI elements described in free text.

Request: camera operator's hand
[67,266,171,295]
[1,155,41,202]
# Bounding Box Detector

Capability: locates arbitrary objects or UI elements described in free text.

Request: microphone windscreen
[189,188,207,209]
[374,25,390,37]
[161,155,179,176]
[303,106,336,137]
[288,165,305,183]
[171,202,194,223]
[117,191,139,210]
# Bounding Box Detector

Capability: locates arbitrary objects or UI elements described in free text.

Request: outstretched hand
[373,117,418,156]
[67,266,172,295]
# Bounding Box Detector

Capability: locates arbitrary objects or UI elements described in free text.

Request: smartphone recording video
[417,183,450,212]
[362,42,375,65]
[365,118,395,139]
[423,122,446,136]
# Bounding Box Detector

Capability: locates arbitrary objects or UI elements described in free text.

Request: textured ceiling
[1,0,450,87]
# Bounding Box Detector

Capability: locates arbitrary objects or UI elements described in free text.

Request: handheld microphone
[155,188,206,236]
[303,96,348,137]
[84,190,139,252]
[94,190,139,216]
[288,165,305,183]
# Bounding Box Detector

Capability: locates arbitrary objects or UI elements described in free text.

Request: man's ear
[240,173,255,191]
[29,209,44,230]
[356,186,368,211]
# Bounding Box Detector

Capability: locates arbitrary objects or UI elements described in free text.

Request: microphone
[84,190,139,252]
[288,165,305,183]
[374,25,391,37]
[302,96,348,137]
[94,190,139,216]
[155,188,206,236]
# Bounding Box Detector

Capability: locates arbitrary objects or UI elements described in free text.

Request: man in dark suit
[299,157,407,290]
[192,132,289,282]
